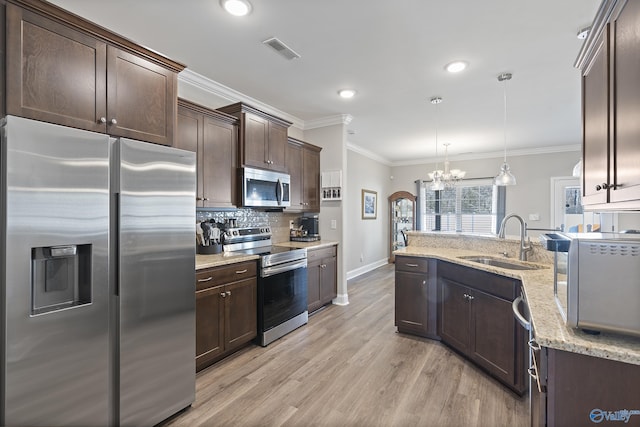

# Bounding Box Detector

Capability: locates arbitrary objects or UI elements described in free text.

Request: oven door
[258,259,307,332]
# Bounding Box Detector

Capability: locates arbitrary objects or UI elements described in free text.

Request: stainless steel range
[224,226,308,346]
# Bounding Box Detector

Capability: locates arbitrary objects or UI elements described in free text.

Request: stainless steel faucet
[498,214,533,261]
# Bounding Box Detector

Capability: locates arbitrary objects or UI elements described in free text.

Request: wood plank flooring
[162,264,529,427]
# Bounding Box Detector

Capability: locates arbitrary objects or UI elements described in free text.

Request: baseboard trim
[346,258,389,281]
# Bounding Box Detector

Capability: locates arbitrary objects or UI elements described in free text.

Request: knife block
[197,244,222,255]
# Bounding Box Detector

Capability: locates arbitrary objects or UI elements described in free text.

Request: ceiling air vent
[262,37,301,60]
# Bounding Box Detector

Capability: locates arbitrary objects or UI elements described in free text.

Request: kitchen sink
[458,256,548,271]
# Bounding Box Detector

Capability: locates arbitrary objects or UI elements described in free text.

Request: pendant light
[428,97,444,191]
[494,73,517,186]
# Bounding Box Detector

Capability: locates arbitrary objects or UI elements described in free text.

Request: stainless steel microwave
[241,167,291,208]
[543,232,640,337]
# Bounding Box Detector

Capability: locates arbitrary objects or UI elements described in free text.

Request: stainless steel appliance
[0,116,196,426]
[224,226,307,346]
[541,232,640,337]
[241,167,291,208]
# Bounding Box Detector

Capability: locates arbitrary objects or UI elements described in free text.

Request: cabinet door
[106,46,176,146]
[319,256,337,304]
[470,290,516,387]
[243,113,269,168]
[611,0,640,203]
[176,106,203,205]
[196,285,225,370]
[303,147,321,212]
[224,278,257,352]
[439,279,470,353]
[286,141,304,210]
[202,115,237,207]
[582,29,610,205]
[268,122,288,172]
[395,271,429,335]
[307,258,322,313]
[6,4,107,133]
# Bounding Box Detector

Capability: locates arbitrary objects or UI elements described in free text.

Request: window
[417,178,505,234]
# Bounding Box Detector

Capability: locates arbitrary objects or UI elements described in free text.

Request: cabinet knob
[422,280,426,285]
[98,117,107,124]
[203,198,209,201]
[196,197,203,201]
[226,291,231,296]
[110,118,118,125]
[220,292,226,298]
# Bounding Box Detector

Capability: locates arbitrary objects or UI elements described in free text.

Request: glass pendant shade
[494,162,517,186]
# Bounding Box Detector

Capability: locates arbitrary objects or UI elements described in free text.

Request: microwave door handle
[276,178,283,205]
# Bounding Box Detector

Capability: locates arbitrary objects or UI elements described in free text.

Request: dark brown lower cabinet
[394,256,437,338]
[438,261,526,395]
[307,245,337,313]
[195,261,257,371]
[532,346,640,427]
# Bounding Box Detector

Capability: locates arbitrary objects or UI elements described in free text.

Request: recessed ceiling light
[445,61,468,73]
[220,0,252,16]
[338,89,357,99]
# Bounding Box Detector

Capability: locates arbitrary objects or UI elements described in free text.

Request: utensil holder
[197,244,222,255]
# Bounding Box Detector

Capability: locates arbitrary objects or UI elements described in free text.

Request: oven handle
[261,259,307,278]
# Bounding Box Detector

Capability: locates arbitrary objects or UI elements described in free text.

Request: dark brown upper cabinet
[217,102,292,173]
[176,99,239,208]
[4,0,184,146]
[286,137,321,212]
[577,0,640,208]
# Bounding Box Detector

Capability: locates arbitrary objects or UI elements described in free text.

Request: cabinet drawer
[395,256,429,274]
[438,261,517,300]
[196,261,257,291]
[307,245,336,262]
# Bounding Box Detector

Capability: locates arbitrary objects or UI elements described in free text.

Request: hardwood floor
[163,264,529,427]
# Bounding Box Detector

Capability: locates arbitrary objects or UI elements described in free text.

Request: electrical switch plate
[528,213,540,221]
[331,219,337,229]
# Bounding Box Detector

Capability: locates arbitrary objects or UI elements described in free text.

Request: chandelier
[428,97,466,190]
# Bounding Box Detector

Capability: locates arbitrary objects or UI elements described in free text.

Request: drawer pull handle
[197,277,213,282]
[235,269,248,274]
[405,263,419,267]
[220,292,226,298]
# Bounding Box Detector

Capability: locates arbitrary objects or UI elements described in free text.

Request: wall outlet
[331,219,337,229]
[528,213,540,221]
[289,220,295,229]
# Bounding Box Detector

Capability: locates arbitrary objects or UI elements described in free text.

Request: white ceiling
[49,0,601,165]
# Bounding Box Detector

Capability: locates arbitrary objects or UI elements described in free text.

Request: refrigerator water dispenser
[31,244,92,315]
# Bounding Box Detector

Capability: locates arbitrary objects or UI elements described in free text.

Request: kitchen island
[397,231,640,364]
[397,231,640,427]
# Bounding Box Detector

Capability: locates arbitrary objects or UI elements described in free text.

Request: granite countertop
[195,240,338,270]
[395,246,640,366]
[275,240,339,250]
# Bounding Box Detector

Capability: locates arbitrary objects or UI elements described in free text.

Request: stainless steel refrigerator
[0,115,196,426]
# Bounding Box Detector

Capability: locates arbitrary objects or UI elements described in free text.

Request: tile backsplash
[196,209,301,244]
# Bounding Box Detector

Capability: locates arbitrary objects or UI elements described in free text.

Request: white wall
[304,124,349,305]
[345,150,392,276]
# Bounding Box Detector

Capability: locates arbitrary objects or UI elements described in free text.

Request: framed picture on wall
[362,189,377,219]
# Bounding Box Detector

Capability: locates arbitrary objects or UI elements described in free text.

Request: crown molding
[391,143,581,167]
[347,142,393,166]
[304,114,353,130]
[178,68,305,129]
